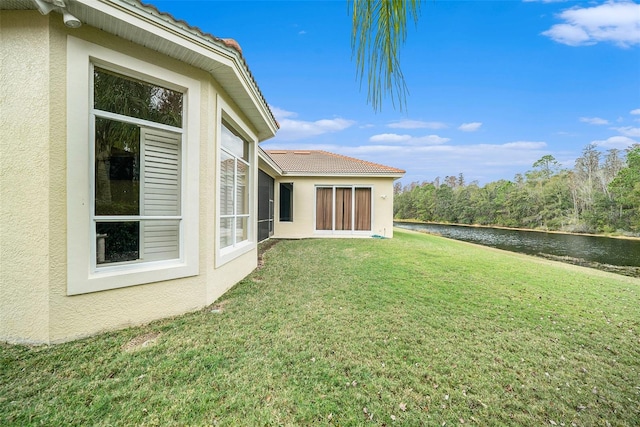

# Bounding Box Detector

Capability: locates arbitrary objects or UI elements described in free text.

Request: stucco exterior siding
[272,176,396,239]
[0,10,264,344]
[0,12,52,344]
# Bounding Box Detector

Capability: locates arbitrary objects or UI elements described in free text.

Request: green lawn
[2,229,639,426]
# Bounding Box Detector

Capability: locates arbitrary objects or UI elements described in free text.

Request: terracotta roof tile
[264,150,405,176]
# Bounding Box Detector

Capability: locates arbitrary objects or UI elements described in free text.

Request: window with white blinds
[220,122,250,250]
[92,67,184,266]
[67,37,200,295]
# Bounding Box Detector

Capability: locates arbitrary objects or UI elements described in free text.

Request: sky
[151,0,640,186]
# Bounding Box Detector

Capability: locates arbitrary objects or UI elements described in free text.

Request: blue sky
[152,0,640,185]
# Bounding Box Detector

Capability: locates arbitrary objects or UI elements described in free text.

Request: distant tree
[609,145,640,231]
[457,173,465,187]
[393,181,403,195]
[599,148,626,200]
[444,175,457,188]
[532,154,559,180]
[573,143,601,215]
[393,143,639,235]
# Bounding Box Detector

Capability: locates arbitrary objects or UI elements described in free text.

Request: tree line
[394,144,640,235]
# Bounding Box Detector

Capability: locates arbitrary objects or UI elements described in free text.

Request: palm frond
[351,0,420,112]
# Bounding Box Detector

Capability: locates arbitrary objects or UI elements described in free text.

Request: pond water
[394,222,640,270]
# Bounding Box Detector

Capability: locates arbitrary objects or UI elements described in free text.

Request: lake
[394,221,640,276]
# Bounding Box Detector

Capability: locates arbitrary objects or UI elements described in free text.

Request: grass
[1,229,639,426]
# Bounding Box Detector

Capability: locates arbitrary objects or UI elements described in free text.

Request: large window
[220,122,250,249]
[93,68,183,265]
[315,186,372,232]
[67,37,200,295]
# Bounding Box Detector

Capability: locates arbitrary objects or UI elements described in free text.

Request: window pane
[236,216,248,243]
[141,219,180,261]
[96,220,181,264]
[335,188,352,231]
[236,160,248,215]
[96,222,139,264]
[94,67,183,127]
[279,183,293,222]
[316,188,333,230]
[355,188,372,231]
[221,123,248,159]
[220,151,234,216]
[220,217,233,248]
[219,122,251,249]
[95,117,140,216]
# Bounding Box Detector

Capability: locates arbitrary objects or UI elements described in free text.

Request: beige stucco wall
[0,11,260,344]
[0,12,52,344]
[272,176,397,239]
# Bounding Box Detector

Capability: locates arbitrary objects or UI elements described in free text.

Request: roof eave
[67,0,278,141]
[279,172,406,179]
[258,147,283,175]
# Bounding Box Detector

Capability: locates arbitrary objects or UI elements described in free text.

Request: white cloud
[387,120,448,130]
[269,107,355,140]
[298,30,307,35]
[369,133,450,145]
[631,108,640,115]
[369,133,412,143]
[267,137,553,185]
[413,135,452,145]
[502,141,548,149]
[593,135,638,148]
[580,116,609,125]
[270,106,298,119]
[339,139,553,184]
[458,122,483,132]
[543,24,591,46]
[612,126,640,137]
[542,1,640,47]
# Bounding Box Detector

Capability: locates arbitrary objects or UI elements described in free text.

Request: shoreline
[394,219,640,241]
[394,224,640,279]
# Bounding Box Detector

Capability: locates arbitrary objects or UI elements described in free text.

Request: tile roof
[264,150,405,176]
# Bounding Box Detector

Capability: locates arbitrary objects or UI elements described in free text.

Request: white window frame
[314,185,374,235]
[67,37,200,295]
[216,96,257,267]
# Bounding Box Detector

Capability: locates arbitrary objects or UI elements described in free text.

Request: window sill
[217,240,255,268]
[68,258,198,295]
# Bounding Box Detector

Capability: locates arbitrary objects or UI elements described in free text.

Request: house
[257,149,405,240]
[0,0,278,344]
